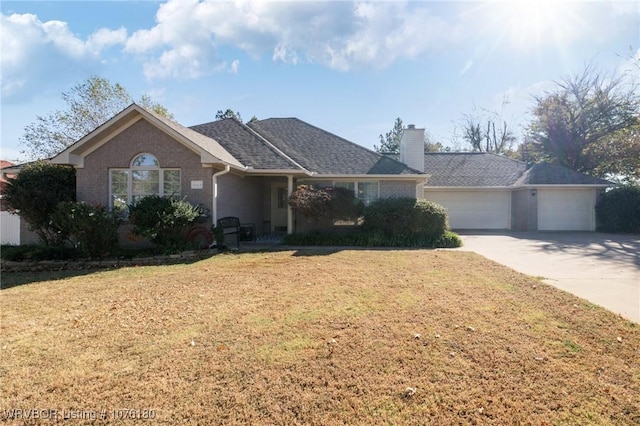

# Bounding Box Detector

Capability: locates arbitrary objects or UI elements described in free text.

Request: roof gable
[51,104,243,169]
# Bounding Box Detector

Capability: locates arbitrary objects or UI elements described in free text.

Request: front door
[270,183,288,233]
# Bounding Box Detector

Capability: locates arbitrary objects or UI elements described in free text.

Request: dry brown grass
[1,248,639,425]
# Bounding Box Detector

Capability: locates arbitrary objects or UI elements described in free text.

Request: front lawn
[1,249,638,424]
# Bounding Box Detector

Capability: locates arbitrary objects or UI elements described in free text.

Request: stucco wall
[77,119,212,209]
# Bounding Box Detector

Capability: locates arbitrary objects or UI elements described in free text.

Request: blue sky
[1,0,638,162]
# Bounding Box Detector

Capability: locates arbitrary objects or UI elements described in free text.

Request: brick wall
[77,119,212,208]
[379,180,420,199]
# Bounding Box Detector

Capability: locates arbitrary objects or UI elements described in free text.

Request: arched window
[110,154,181,209]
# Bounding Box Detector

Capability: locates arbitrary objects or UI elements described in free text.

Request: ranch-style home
[3,103,611,245]
[49,103,425,239]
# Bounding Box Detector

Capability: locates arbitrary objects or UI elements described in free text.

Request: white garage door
[538,189,595,231]
[424,190,510,229]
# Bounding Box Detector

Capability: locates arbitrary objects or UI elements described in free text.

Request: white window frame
[109,153,181,209]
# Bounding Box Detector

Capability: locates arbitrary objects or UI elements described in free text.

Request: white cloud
[0,12,126,101]
[87,27,128,55]
[124,0,460,78]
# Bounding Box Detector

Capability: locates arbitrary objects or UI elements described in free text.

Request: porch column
[287,175,294,234]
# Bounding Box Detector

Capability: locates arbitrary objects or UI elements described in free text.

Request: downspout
[212,165,231,226]
[287,175,294,234]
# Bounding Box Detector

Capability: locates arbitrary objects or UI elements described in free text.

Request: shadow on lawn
[1,253,217,290]
[1,269,97,290]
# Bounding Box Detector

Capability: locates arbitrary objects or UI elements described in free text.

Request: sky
[1,0,639,163]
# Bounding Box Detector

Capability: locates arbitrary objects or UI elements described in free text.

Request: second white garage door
[424,190,510,229]
[538,188,596,231]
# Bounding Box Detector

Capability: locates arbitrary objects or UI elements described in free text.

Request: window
[109,154,180,208]
[334,181,379,205]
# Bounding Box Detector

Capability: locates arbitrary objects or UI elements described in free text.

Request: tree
[374,117,404,154]
[3,162,76,246]
[215,109,243,122]
[20,76,173,160]
[459,105,516,154]
[527,65,640,180]
[375,118,443,154]
[424,131,444,153]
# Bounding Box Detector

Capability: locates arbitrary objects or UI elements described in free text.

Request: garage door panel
[424,191,510,229]
[538,189,595,231]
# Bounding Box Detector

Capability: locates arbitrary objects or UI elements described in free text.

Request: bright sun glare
[494,0,584,51]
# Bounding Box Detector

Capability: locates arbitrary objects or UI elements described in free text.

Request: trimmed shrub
[52,202,123,259]
[595,186,640,233]
[0,244,80,261]
[3,162,76,246]
[282,229,462,248]
[362,197,449,238]
[288,185,364,223]
[128,195,206,251]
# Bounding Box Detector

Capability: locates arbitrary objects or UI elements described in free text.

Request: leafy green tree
[3,162,76,246]
[595,185,640,233]
[527,66,640,179]
[20,76,173,160]
[215,109,243,122]
[375,118,442,154]
[374,117,404,154]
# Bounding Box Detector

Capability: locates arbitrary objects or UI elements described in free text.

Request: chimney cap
[407,124,415,129]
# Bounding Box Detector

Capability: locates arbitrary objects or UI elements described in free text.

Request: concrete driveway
[458,232,640,323]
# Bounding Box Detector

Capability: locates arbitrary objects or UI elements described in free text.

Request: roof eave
[516,183,612,188]
[305,173,428,180]
[243,168,312,176]
[424,185,513,190]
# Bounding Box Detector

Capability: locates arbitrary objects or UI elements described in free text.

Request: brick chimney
[400,124,424,172]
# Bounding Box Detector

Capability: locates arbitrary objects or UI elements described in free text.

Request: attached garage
[424,190,511,229]
[537,188,597,231]
[421,153,611,232]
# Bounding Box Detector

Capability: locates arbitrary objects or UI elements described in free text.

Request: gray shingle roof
[190,119,299,170]
[515,163,612,186]
[423,153,612,187]
[247,118,422,175]
[423,153,525,187]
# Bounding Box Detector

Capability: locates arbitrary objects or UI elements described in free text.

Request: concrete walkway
[458,232,640,323]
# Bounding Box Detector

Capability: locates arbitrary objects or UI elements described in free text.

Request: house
[49,103,425,238]
[400,126,612,231]
[3,105,612,246]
